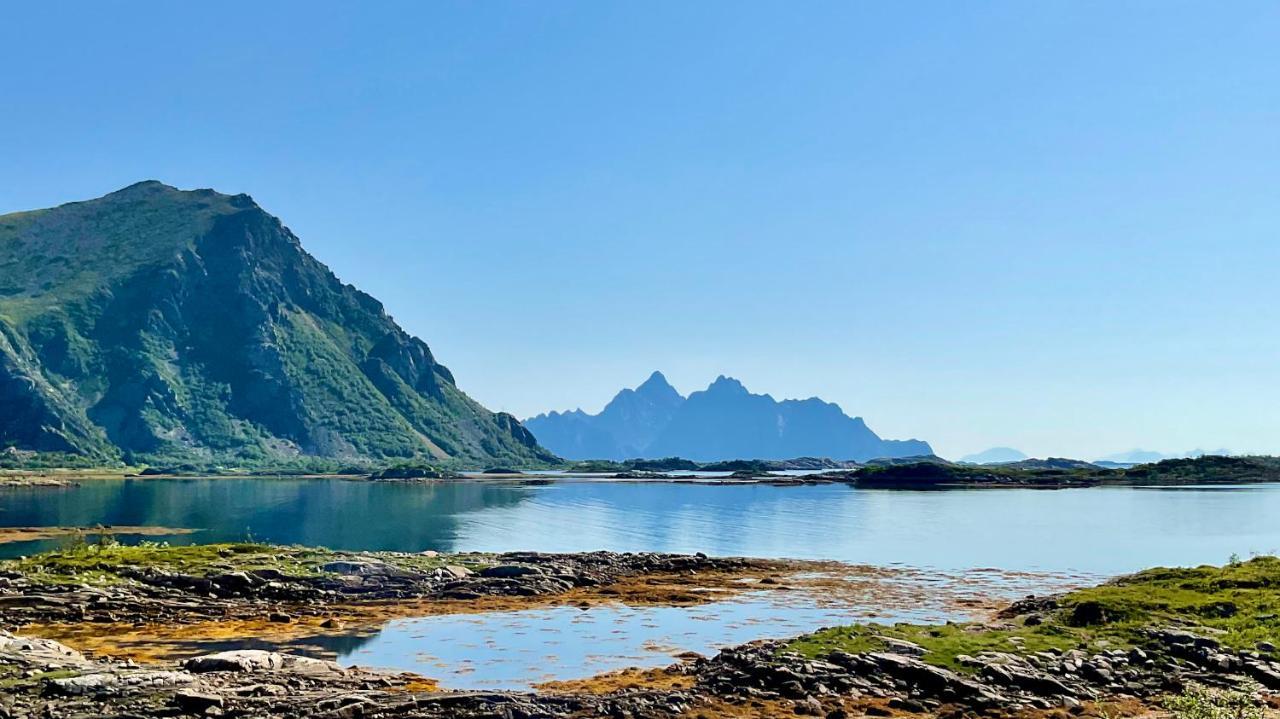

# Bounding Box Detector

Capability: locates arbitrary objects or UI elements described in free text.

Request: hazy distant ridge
[525,372,931,462]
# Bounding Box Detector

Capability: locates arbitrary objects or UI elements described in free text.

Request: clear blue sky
[2,2,1278,460]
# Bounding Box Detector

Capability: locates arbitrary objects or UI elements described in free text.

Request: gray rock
[1080,662,1114,684]
[0,631,86,665]
[174,689,225,712]
[321,560,404,577]
[794,696,823,714]
[868,653,1000,704]
[47,670,195,696]
[440,565,473,579]
[183,650,341,674]
[876,637,926,657]
[1244,661,1280,689]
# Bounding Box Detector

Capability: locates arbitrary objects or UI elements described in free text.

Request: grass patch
[788,622,1083,673]
[0,540,498,585]
[0,668,81,690]
[788,556,1280,671]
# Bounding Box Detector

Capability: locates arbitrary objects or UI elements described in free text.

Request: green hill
[0,181,556,468]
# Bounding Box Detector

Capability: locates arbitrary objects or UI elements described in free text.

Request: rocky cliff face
[525,372,931,462]
[0,181,555,466]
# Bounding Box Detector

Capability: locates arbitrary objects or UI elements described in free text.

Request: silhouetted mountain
[958,447,1028,465]
[525,373,931,462]
[1095,448,1233,465]
[525,371,682,460]
[0,182,556,466]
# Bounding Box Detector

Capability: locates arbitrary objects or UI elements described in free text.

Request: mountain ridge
[0,181,556,467]
[525,373,931,462]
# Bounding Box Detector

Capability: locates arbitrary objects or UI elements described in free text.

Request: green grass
[788,622,1083,673]
[788,556,1280,672]
[0,181,561,468]
[0,668,82,690]
[1,540,498,586]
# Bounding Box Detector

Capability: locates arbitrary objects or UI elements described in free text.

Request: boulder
[47,671,194,696]
[185,650,285,673]
[440,565,474,579]
[1244,661,1280,689]
[876,637,926,657]
[173,689,225,712]
[479,564,543,578]
[0,631,85,665]
[868,653,999,703]
[183,650,342,674]
[211,571,258,593]
[321,560,410,577]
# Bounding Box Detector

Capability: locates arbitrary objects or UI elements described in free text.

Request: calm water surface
[6,478,1278,688]
[3,478,1277,573]
[328,589,983,689]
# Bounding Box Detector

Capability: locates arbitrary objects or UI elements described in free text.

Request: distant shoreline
[5,457,1280,490]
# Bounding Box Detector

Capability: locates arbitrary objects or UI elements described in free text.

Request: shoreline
[2,550,1277,718]
[7,455,1280,490]
[10,470,1280,490]
[1,543,810,648]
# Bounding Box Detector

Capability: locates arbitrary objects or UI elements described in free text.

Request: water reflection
[0,479,535,556]
[3,479,1280,575]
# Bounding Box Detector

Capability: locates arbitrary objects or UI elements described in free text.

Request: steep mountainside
[0,181,555,467]
[525,373,931,462]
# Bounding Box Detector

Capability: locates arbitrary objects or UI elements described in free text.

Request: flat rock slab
[0,629,87,665]
[183,649,344,675]
[48,670,196,696]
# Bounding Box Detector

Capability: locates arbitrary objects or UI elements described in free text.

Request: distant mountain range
[524,372,932,462]
[958,446,1235,467]
[958,447,1028,465]
[1095,448,1233,465]
[0,182,555,467]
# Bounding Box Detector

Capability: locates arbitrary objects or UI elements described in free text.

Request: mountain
[1095,448,1233,465]
[0,181,556,467]
[1097,449,1169,465]
[958,447,1028,465]
[524,371,682,460]
[525,373,931,462]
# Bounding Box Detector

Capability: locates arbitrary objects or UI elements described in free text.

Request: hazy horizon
[3,2,1278,460]
[521,369,1241,462]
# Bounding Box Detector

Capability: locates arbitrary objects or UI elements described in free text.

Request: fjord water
[7,478,1280,688]
[3,478,1279,573]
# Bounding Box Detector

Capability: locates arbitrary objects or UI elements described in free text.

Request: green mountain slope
[0,181,556,467]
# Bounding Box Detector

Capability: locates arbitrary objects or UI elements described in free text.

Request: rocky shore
[0,544,781,628]
[3,615,1277,719]
[685,622,1280,717]
[3,549,1278,719]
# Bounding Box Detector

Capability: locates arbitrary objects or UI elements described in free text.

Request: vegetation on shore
[788,555,1280,672]
[1,540,494,586]
[849,455,1280,488]
[366,462,463,480]
[561,454,1280,488]
[3,452,1279,488]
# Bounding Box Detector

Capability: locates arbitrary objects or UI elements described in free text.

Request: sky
[1,2,1278,460]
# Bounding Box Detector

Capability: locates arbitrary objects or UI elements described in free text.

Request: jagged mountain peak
[634,370,682,400]
[704,375,749,395]
[525,372,931,462]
